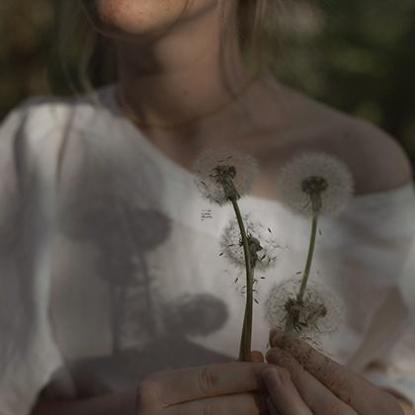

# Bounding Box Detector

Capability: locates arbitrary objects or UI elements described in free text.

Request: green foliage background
[1,0,414,164]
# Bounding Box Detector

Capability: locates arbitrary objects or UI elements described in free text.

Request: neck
[115,3,255,131]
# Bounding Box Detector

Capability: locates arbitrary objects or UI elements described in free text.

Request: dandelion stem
[284,213,319,335]
[230,197,254,361]
[298,213,319,302]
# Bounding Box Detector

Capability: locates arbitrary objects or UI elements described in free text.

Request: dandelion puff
[193,146,259,206]
[264,277,344,341]
[220,215,281,271]
[230,270,253,297]
[276,152,354,217]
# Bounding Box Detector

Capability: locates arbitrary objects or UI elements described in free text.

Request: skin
[33,355,269,415]
[33,0,414,413]
[264,328,414,415]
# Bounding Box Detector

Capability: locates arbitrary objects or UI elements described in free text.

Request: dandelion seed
[220,216,280,271]
[193,146,259,206]
[264,277,344,340]
[276,152,354,217]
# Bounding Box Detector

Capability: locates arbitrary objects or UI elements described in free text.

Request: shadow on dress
[47,124,231,398]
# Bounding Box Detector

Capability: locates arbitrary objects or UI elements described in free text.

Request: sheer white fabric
[0,99,66,414]
[0,87,414,414]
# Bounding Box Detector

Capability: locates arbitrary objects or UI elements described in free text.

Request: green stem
[230,198,254,362]
[298,213,319,303]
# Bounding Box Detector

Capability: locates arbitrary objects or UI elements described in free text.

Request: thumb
[250,350,265,362]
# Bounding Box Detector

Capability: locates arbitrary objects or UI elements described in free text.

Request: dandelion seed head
[220,216,281,270]
[276,152,354,217]
[193,147,259,205]
[264,277,344,340]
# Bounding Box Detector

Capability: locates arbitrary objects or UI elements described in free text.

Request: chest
[48,134,401,393]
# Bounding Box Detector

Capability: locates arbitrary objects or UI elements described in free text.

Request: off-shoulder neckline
[97,84,415,211]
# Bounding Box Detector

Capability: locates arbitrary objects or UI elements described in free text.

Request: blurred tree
[275,0,415,163]
[0,0,54,115]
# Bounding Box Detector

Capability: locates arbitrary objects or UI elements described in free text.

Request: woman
[0,0,414,414]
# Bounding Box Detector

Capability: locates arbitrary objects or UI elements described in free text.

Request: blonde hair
[55,0,287,95]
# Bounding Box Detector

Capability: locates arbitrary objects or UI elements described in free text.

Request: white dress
[0,86,414,414]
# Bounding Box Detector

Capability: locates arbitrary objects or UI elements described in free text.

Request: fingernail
[250,350,265,362]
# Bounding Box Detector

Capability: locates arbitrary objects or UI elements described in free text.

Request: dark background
[1,0,414,164]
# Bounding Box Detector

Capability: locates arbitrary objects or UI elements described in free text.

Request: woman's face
[82,0,223,39]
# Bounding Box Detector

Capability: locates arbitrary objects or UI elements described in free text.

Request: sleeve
[384,229,415,405]
[399,239,415,324]
[338,184,415,406]
[359,288,415,407]
[0,101,64,414]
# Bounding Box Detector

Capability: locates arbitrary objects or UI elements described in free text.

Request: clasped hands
[263,328,406,415]
[135,328,408,414]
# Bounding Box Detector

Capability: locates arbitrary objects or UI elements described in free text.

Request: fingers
[164,392,264,415]
[266,347,358,415]
[137,362,268,409]
[268,329,386,413]
[250,351,265,363]
[262,367,313,415]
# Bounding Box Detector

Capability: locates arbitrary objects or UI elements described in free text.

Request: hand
[262,329,406,415]
[136,354,268,415]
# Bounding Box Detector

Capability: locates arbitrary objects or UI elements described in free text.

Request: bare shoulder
[251,83,413,196]
[337,114,413,193]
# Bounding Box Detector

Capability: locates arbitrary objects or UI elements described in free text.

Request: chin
[81,0,193,37]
